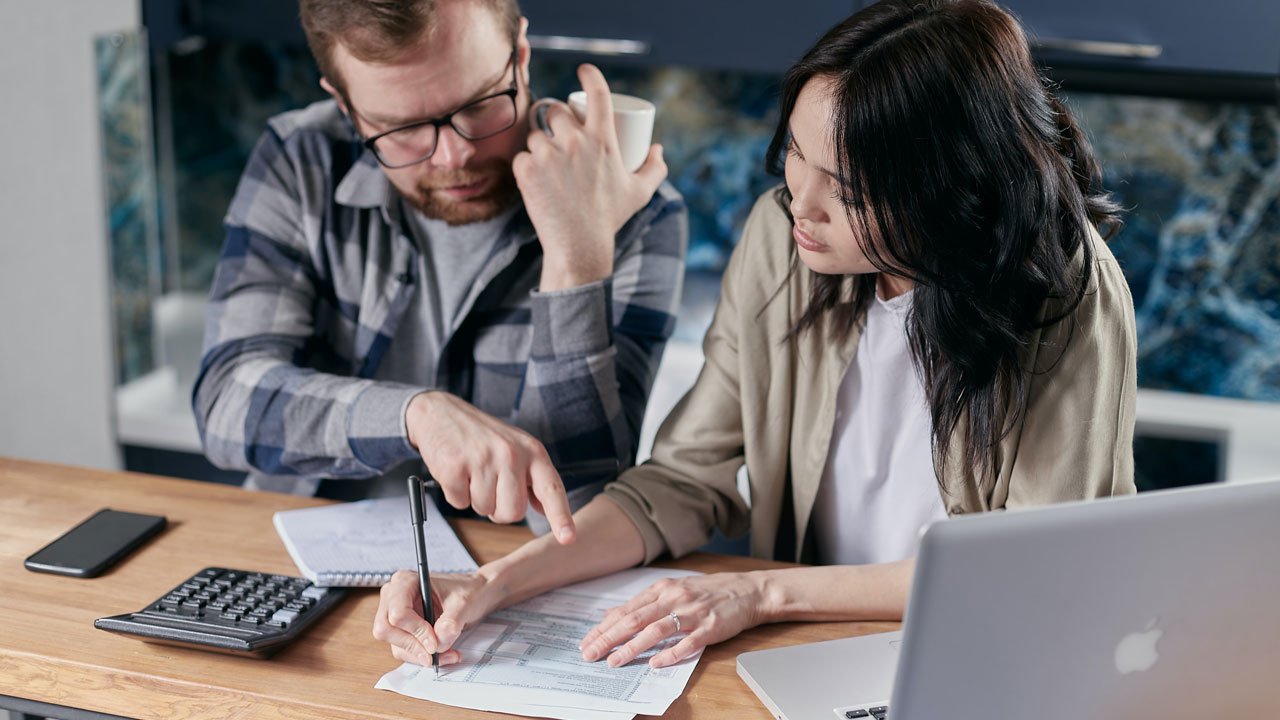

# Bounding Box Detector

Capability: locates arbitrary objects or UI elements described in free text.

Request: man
[192,0,687,544]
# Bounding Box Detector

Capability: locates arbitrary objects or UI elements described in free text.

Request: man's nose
[430,126,476,169]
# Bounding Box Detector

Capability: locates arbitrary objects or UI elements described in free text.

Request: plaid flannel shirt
[193,100,687,493]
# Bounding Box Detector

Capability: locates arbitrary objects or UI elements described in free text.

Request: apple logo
[1114,618,1163,675]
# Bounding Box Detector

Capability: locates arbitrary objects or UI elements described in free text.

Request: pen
[406,475,438,678]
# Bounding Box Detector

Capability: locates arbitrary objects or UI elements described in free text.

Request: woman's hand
[578,572,771,669]
[372,569,506,666]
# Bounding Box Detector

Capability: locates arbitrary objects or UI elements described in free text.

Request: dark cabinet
[1008,0,1280,77]
[519,1,857,74]
[852,0,1280,78]
[145,0,858,75]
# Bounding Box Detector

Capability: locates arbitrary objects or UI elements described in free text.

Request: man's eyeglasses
[358,48,519,169]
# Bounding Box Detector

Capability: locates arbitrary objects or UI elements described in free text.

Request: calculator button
[239,616,263,626]
[300,587,329,601]
[271,609,300,625]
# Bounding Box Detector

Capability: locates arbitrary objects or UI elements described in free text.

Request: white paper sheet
[376,567,704,719]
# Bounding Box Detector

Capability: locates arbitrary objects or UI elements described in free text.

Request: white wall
[0,1,139,470]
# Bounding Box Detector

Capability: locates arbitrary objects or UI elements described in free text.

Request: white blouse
[810,289,947,567]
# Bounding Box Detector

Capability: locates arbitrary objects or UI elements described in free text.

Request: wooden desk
[0,458,899,719]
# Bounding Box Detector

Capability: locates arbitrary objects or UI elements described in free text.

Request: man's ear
[515,16,531,88]
[320,76,349,117]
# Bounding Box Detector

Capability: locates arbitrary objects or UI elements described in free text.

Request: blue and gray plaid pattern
[193,99,687,491]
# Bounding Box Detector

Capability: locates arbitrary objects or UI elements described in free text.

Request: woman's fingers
[580,586,664,655]
[581,602,670,662]
[649,631,707,668]
[605,612,683,667]
[383,622,439,666]
[374,571,438,661]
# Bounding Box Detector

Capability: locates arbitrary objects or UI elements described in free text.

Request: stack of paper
[376,567,704,719]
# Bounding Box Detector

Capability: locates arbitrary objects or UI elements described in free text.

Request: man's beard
[400,158,520,226]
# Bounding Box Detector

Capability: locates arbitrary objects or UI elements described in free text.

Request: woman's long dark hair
[769,0,1121,488]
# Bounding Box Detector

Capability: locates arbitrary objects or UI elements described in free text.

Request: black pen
[406,475,438,678]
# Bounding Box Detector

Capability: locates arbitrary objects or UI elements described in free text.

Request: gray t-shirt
[354,202,517,499]
[374,202,518,388]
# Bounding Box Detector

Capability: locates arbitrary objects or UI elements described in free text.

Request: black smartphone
[24,509,167,578]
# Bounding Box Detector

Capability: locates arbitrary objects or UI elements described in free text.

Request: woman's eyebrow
[790,130,843,182]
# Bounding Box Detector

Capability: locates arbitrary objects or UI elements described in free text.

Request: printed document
[376,567,704,719]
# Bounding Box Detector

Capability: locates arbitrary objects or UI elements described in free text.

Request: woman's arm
[373,495,914,668]
[578,558,914,668]
[373,495,646,665]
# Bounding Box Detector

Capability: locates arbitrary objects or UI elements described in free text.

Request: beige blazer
[604,189,1138,564]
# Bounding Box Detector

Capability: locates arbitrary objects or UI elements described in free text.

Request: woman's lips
[793,224,828,252]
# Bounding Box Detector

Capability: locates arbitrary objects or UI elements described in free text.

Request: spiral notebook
[272,496,478,586]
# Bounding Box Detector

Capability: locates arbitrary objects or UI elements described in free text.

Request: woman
[373,0,1137,671]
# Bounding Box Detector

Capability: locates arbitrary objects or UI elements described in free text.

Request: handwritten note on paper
[375,567,704,720]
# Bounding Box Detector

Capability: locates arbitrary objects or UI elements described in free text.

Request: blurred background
[2,0,1279,500]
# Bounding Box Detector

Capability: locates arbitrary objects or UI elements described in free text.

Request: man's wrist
[405,390,444,450]
[539,244,612,292]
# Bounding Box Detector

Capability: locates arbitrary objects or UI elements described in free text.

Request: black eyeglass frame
[358,47,520,169]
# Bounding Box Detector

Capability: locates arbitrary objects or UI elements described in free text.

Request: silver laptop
[738,479,1280,719]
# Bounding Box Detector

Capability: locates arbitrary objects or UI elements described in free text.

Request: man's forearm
[477,495,647,609]
[196,349,421,478]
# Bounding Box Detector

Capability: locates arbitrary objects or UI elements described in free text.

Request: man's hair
[299,0,522,95]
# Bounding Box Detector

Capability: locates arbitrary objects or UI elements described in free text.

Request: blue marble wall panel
[1069,95,1280,401]
[96,30,158,385]
[99,40,1280,402]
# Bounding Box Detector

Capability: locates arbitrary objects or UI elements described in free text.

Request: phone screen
[24,509,167,578]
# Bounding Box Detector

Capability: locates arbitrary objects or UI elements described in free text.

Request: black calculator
[94,567,346,658]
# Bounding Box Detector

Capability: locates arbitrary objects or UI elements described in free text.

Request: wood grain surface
[0,457,899,719]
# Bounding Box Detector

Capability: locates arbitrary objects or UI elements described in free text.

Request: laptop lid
[891,479,1280,719]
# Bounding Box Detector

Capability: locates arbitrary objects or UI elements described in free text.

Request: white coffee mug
[567,90,656,173]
